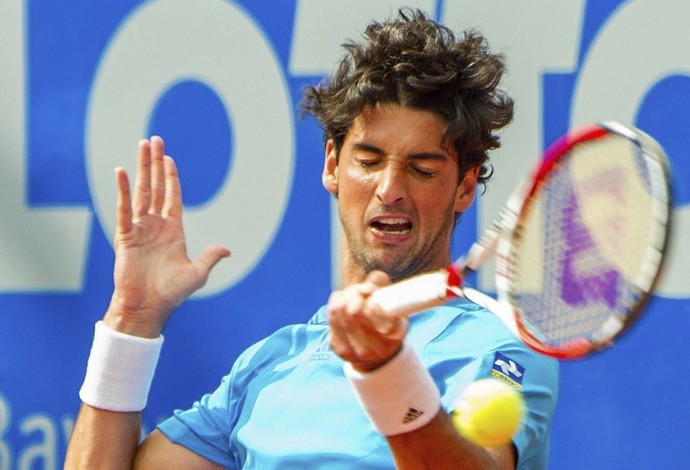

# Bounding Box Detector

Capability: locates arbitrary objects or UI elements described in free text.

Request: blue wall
[0,1,688,468]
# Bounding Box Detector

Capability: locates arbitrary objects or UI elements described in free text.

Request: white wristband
[79,321,164,412]
[344,341,441,436]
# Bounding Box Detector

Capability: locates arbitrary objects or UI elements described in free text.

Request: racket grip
[370,270,461,318]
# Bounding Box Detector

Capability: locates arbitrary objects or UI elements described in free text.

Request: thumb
[194,244,231,280]
[362,270,391,292]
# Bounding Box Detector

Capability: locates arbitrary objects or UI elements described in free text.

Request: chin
[365,260,414,283]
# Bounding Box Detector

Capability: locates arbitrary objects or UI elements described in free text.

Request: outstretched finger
[132,139,152,218]
[161,156,183,219]
[115,167,133,236]
[149,136,166,215]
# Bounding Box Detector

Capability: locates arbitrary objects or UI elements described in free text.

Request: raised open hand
[103,136,231,338]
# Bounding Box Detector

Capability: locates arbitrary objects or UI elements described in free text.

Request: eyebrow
[351,142,449,161]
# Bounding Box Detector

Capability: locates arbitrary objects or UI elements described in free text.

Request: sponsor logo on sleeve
[491,352,525,390]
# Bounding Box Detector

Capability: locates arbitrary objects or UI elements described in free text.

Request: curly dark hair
[301,9,514,188]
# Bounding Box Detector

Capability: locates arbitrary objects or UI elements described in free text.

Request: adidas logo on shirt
[309,342,334,362]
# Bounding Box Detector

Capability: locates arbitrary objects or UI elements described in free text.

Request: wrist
[344,341,441,436]
[79,321,164,412]
[349,344,403,372]
[103,305,164,339]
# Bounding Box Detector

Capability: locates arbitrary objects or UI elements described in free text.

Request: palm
[106,137,230,336]
[114,214,196,316]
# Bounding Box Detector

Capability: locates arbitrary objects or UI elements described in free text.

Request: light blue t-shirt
[158,299,559,469]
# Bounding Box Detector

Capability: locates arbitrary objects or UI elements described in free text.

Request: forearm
[65,404,142,470]
[343,339,515,469]
[387,411,514,470]
[65,319,163,469]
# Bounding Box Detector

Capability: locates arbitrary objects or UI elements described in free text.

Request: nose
[375,162,406,205]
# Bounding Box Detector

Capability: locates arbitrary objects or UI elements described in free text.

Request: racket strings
[508,133,664,348]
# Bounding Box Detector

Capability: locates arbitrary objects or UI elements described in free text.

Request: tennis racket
[371,122,672,360]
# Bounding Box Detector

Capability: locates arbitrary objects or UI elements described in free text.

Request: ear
[322,139,339,195]
[454,166,479,213]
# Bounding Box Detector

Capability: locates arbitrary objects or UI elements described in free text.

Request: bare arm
[135,430,224,469]
[327,271,516,470]
[65,137,229,469]
[66,406,141,470]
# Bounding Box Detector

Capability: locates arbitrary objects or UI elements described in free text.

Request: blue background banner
[0,1,688,468]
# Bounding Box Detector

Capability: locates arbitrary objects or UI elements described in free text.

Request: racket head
[497,122,672,360]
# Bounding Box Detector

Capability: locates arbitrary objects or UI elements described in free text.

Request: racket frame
[497,122,673,359]
[370,122,672,360]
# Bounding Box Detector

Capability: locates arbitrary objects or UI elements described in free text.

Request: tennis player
[66,9,558,469]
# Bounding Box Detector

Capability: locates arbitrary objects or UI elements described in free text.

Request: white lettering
[61,417,74,446]
[0,0,91,291]
[443,0,586,290]
[0,394,148,469]
[18,415,57,470]
[0,396,11,470]
[86,0,294,296]
[571,0,690,298]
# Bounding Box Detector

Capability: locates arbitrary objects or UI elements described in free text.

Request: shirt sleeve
[157,339,267,468]
[439,344,559,470]
[157,375,236,468]
[482,345,558,470]
[421,303,559,470]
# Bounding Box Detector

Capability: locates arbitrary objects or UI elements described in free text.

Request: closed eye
[413,166,435,178]
[357,158,380,169]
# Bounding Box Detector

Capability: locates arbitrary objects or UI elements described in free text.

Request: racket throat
[445,265,464,298]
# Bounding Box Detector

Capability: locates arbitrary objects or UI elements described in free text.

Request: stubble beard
[341,205,457,283]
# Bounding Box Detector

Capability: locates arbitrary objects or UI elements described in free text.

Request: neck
[339,244,368,287]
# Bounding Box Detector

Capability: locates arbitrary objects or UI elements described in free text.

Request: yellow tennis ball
[451,378,526,448]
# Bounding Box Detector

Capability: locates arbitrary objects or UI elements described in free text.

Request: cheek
[336,171,374,214]
[417,186,459,222]
[339,168,375,196]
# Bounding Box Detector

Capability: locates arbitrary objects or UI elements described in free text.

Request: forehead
[346,104,451,153]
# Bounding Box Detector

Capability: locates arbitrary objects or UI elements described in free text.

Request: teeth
[371,218,411,234]
[376,218,408,225]
[384,227,410,233]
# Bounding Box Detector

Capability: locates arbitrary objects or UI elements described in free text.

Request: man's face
[322,103,478,284]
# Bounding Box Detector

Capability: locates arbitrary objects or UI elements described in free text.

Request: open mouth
[370,217,412,235]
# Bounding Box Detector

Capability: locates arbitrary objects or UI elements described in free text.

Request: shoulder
[408,299,559,398]
[409,299,524,353]
[410,301,558,469]
[230,312,327,378]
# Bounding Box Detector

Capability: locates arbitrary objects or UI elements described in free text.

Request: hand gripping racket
[371,122,673,359]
